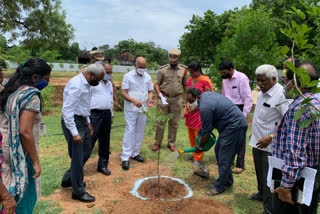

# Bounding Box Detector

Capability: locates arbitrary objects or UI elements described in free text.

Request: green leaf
[299,119,311,128]
[301,98,312,105]
[294,106,307,121]
[312,87,320,94]
[298,11,306,20]
[310,110,320,121]
[284,61,296,71]
[281,46,290,56]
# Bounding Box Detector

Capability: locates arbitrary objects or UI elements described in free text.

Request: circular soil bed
[131,176,192,201]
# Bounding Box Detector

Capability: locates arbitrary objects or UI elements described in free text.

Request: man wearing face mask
[87,63,114,176]
[271,62,320,214]
[120,57,154,170]
[61,64,105,202]
[185,87,248,196]
[219,60,253,174]
[152,49,188,152]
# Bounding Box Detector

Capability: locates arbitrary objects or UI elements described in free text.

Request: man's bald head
[299,62,319,82]
[104,63,112,75]
[135,57,147,69]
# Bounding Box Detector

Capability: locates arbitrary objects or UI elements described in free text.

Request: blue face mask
[35,76,48,90]
[103,74,112,81]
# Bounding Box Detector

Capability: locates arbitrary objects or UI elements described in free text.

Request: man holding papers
[271,62,320,214]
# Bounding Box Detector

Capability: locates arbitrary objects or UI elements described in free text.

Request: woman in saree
[184,62,213,167]
[0,58,51,213]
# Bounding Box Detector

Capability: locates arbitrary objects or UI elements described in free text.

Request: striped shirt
[249,83,291,152]
[272,92,320,189]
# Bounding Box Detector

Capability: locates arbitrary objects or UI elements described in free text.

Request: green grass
[33,200,63,214]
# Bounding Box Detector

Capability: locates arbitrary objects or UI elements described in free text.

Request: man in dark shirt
[185,87,248,195]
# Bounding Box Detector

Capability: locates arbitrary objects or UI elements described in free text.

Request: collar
[264,82,280,97]
[230,70,239,79]
[80,72,89,86]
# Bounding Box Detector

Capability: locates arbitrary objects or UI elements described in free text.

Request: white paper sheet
[267,156,317,206]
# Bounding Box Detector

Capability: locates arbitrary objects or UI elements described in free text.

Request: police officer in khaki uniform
[152,49,187,152]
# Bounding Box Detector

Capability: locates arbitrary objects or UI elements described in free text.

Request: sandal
[232,167,245,174]
[206,188,221,196]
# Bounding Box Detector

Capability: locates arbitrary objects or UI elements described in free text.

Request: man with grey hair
[248,64,291,214]
[61,64,105,202]
[120,57,154,170]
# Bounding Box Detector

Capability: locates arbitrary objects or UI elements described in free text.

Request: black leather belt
[91,109,111,113]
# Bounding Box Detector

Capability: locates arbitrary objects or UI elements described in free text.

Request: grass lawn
[34,106,265,214]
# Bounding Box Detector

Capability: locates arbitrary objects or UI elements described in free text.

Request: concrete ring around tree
[131,175,193,201]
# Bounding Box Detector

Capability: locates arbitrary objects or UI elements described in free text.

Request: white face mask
[137,68,145,75]
[189,99,198,108]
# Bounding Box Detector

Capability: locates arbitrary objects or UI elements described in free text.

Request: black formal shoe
[61,181,86,188]
[122,161,129,170]
[72,192,95,203]
[131,155,144,163]
[97,167,111,176]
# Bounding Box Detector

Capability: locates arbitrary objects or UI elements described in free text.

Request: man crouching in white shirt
[61,64,105,203]
[120,57,154,170]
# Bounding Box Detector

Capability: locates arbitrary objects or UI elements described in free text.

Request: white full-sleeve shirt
[62,73,91,136]
[90,80,114,115]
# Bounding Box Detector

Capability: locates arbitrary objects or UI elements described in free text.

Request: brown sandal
[206,188,221,196]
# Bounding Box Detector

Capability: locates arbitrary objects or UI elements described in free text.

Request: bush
[111,59,120,65]
[41,83,56,112]
[0,56,7,68]
[69,64,74,68]
[116,86,124,110]
[49,63,54,69]
[59,63,64,69]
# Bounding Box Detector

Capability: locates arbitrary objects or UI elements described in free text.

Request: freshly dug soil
[138,177,188,200]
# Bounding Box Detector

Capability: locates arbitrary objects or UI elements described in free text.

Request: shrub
[0,56,7,68]
[69,64,74,69]
[59,63,64,69]
[49,63,54,69]
[41,83,56,112]
[111,59,120,65]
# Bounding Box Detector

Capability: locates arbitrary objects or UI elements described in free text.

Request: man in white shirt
[61,64,104,203]
[249,64,291,214]
[120,57,154,170]
[89,63,114,176]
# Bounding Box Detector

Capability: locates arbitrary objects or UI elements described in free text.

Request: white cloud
[62,0,250,50]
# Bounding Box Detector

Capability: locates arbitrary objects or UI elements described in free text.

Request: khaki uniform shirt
[156,64,187,96]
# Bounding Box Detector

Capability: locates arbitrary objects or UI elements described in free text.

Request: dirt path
[42,152,232,214]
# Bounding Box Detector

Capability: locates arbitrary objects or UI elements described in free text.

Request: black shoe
[72,192,95,203]
[97,167,111,176]
[131,155,144,163]
[248,192,263,201]
[122,161,129,170]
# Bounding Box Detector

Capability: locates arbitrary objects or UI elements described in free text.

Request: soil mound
[138,177,188,200]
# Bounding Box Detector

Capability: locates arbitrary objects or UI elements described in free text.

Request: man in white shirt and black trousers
[61,64,105,203]
[249,64,291,214]
[121,57,154,170]
[88,63,114,176]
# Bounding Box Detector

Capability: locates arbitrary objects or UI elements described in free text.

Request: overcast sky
[61,0,252,51]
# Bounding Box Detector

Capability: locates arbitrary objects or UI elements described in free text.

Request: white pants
[121,111,147,161]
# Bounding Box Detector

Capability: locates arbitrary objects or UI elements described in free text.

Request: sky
[61,0,252,51]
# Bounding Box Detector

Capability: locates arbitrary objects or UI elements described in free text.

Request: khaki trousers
[154,95,182,146]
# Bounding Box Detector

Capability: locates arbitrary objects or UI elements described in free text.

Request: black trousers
[252,148,273,214]
[214,126,248,192]
[235,104,246,169]
[88,109,112,169]
[61,115,92,195]
[273,165,320,214]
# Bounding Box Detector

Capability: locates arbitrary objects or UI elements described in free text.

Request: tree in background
[57,42,81,62]
[0,0,74,55]
[213,8,282,81]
